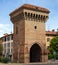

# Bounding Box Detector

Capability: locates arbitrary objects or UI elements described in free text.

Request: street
[27,63,58,65]
[0,63,58,65]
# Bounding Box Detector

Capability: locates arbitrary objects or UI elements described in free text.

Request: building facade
[1,33,13,61]
[10,4,50,63]
[46,30,58,47]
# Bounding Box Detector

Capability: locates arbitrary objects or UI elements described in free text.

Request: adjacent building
[46,30,58,47]
[1,33,13,61]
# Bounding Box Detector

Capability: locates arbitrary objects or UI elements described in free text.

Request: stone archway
[30,43,41,62]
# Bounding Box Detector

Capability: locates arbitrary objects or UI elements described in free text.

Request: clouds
[0,23,13,37]
[0,0,58,37]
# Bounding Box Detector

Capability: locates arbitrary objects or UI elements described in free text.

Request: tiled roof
[1,31,58,38]
[10,4,50,15]
[1,33,13,38]
[46,31,58,36]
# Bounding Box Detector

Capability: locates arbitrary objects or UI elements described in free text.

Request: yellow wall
[46,35,55,47]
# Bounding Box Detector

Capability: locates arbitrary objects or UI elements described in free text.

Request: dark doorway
[30,43,41,62]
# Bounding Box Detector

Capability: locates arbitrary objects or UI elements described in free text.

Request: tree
[0,44,3,56]
[48,36,58,53]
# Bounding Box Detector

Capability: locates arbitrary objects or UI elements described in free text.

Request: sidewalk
[48,60,58,64]
[0,60,58,65]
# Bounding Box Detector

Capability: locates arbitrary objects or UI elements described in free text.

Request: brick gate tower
[10,4,50,63]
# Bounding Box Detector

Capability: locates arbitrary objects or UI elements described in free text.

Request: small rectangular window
[3,37,6,42]
[34,26,37,29]
[3,44,6,48]
[47,38,50,42]
[7,43,10,47]
[7,49,10,53]
[7,36,10,41]
[3,49,6,54]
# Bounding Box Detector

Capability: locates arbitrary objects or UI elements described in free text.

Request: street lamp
[53,51,56,61]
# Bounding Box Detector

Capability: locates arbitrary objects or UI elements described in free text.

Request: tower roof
[10,4,50,16]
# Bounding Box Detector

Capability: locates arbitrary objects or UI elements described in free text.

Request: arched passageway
[30,43,41,62]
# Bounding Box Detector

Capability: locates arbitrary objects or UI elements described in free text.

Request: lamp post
[53,51,56,61]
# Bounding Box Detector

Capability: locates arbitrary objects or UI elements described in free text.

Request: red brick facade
[10,4,50,63]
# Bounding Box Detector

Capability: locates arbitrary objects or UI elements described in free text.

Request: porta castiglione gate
[10,4,50,63]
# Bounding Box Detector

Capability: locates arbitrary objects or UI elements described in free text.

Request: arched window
[25,12,27,16]
[46,16,48,18]
[36,14,38,19]
[25,12,27,20]
[47,38,50,42]
[31,13,32,18]
[28,13,30,18]
[33,14,35,18]
[41,15,42,20]
[38,15,40,19]
[43,16,45,20]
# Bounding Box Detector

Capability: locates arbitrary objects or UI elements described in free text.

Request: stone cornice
[10,4,50,16]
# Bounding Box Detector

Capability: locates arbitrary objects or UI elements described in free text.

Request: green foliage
[1,57,9,63]
[48,36,58,60]
[48,47,54,53]
[48,54,54,59]
[0,44,3,56]
[0,57,2,62]
[49,36,58,53]
[56,53,58,59]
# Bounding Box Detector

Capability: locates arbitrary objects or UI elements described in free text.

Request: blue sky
[0,0,58,37]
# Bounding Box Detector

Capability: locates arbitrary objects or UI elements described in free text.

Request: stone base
[41,55,48,62]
